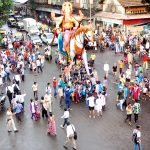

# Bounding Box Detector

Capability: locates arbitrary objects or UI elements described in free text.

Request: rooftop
[118,0,149,7]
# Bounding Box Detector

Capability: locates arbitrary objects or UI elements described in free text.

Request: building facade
[94,0,150,34]
[27,0,101,25]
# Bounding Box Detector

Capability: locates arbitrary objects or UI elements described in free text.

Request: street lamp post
[89,0,92,21]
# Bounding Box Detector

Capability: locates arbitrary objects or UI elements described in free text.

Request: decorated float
[52,1,94,75]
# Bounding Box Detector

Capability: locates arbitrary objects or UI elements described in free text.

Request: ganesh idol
[51,1,84,54]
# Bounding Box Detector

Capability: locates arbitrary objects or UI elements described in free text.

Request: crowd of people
[0,27,149,150]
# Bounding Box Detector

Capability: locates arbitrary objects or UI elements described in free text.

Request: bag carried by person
[74,131,77,140]
[7,87,11,95]
[132,133,138,144]
[14,85,19,93]
[71,125,77,140]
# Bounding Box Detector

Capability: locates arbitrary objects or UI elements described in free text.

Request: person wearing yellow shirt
[118,60,124,75]
[90,52,96,66]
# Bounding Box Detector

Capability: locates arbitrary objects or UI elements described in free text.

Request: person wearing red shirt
[28,42,32,52]
[132,84,140,101]
[142,53,148,73]
[6,49,10,56]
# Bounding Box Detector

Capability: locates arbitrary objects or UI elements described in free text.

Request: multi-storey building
[94,0,150,34]
[28,0,102,24]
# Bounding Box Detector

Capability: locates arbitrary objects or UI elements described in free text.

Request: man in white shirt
[36,58,43,73]
[132,125,142,150]
[45,82,51,94]
[6,84,13,105]
[61,108,69,128]
[16,92,26,111]
[32,82,38,99]
[126,68,131,83]
[90,74,96,85]
[58,85,64,107]
[13,74,21,86]
[64,122,77,150]
[87,93,95,118]
[104,62,109,78]
[12,82,20,95]
[44,92,52,114]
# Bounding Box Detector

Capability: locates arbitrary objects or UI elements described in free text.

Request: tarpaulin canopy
[13,0,28,4]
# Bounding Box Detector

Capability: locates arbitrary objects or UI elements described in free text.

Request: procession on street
[0,0,150,150]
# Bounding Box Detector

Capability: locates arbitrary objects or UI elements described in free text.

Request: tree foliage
[0,0,13,27]
[29,0,36,10]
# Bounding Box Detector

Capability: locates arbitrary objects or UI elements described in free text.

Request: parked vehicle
[41,32,58,45]
[7,18,16,27]
[0,29,7,47]
[13,32,24,42]
[16,21,24,31]
[28,34,42,46]
[28,26,40,35]
[23,18,37,32]
[0,29,7,36]
[14,15,23,22]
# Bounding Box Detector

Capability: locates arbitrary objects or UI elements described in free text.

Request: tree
[29,0,37,18]
[29,0,36,10]
[0,0,13,27]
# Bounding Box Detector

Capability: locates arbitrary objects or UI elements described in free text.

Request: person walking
[45,82,51,94]
[63,122,77,150]
[118,60,124,75]
[14,101,23,122]
[95,93,102,117]
[13,73,21,86]
[47,112,56,136]
[60,108,69,128]
[6,84,13,105]
[112,63,118,81]
[41,96,48,119]
[12,81,20,95]
[125,102,132,125]
[52,77,57,97]
[16,91,26,112]
[64,86,72,110]
[116,88,125,111]
[6,107,18,133]
[132,125,142,150]
[104,62,109,78]
[87,93,95,118]
[58,85,64,107]
[29,99,37,120]
[32,82,38,99]
[44,92,52,114]
[132,101,141,123]
[36,58,43,73]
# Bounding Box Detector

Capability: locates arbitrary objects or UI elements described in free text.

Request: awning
[94,12,150,20]
[134,21,150,26]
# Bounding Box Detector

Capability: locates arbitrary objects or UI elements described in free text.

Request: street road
[0,25,150,150]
